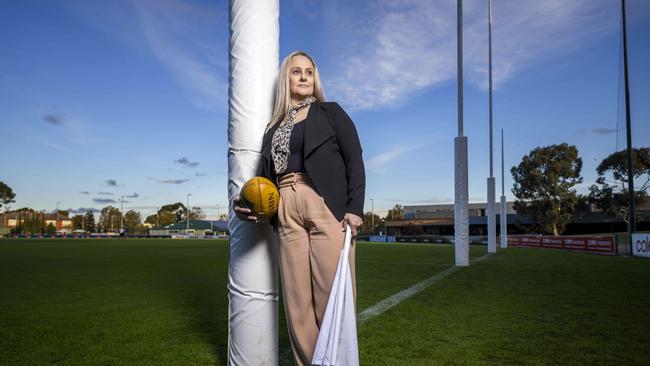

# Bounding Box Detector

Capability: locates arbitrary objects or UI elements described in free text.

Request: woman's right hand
[233,195,259,223]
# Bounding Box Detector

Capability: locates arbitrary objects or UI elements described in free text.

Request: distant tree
[159,202,187,224]
[589,147,650,224]
[159,210,177,225]
[72,215,84,230]
[385,204,404,220]
[84,211,96,233]
[572,194,592,220]
[99,206,122,232]
[46,223,56,235]
[145,214,158,226]
[56,210,70,219]
[0,181,16,211]
[124,210,142,234]
[359,212,382,235]
[20,210,44,234]
[511,143,583,236]
[190,206,206,220]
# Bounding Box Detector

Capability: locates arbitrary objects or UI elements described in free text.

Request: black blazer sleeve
[329,102,365,218]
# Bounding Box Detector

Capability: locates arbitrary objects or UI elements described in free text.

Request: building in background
[385,202,519,237]
[384,201,650,237]
[0,210,72,234]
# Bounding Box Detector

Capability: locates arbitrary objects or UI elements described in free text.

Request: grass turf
[1,239,648,365]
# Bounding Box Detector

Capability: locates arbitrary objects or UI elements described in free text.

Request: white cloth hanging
[312,225,359,366]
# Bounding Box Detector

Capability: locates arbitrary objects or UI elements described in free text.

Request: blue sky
[1,0,648,219]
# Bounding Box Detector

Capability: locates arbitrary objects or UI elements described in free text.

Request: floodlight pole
[500,129,508,248]
[120,195,124,230]
[371,198,375,234]
[455,0,470,266]
[56,201,61,230]
[486,0,496,254]
[186,193,192,234]
[621,0,635,236]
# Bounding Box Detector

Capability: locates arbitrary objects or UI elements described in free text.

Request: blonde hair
[268,51,326,130]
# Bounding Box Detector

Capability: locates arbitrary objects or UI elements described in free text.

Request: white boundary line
[358,253,492,324]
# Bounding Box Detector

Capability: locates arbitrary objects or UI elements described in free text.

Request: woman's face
[288,55,315,102]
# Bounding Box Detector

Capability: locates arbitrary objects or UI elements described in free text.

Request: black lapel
[304,102,335,158]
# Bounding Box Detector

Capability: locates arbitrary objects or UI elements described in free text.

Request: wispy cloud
[42,141,69,151]
[593,128,617,135]
[174,157,199,168]
[97,191,114,196]
[158,179,190,184]
[125,192,139,198]
[68,207,100,214]
[325,0,619,110]
[366,142,429,173]
[93,198,116,204]
[195,172,207,177]
[79,191,90,195]
[131,0,228,110]
[105,179,118,187]
[43,114,64,125]
[42,111,92,145]
[60,0,228,111]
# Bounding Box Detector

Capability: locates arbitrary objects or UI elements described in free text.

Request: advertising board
[508,235,615,255]
[632,233,650,258]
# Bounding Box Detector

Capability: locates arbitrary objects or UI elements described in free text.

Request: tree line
[511,144,649,235]
[0,191,218,235]
[359,145,649,236]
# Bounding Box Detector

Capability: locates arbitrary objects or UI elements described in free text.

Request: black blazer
[258,101,365,221]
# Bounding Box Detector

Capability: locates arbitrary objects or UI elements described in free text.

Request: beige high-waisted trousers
[276,172,357,366]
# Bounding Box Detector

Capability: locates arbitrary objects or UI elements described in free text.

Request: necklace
[271,96,317,174]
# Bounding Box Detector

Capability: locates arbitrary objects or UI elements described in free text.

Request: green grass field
[1,239,649,365]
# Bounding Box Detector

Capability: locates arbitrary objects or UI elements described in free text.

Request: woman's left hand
[341,213,363,236]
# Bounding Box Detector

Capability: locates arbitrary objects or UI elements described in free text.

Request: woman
[234,51,365,365]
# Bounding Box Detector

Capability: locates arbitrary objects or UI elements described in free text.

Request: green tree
[18,209,44,234]
[84,211,96,233]
[0,181,16,211]
[72,215,84,230]
[145,214,159,226]
[385,204,404,220]
[158,202,187,224]
[99,206,122,232]
[511,143,583,236]
[46,223,56,235]
[589,147,650,224]
[359,212,383,235]
[190,206,205,220]
[124,210,142,234]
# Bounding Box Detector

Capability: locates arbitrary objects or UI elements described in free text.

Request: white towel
[311,225,359,366]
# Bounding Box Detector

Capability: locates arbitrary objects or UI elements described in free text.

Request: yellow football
[240,176,280,222]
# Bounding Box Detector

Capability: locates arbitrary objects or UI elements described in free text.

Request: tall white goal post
[227,1,280,364]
